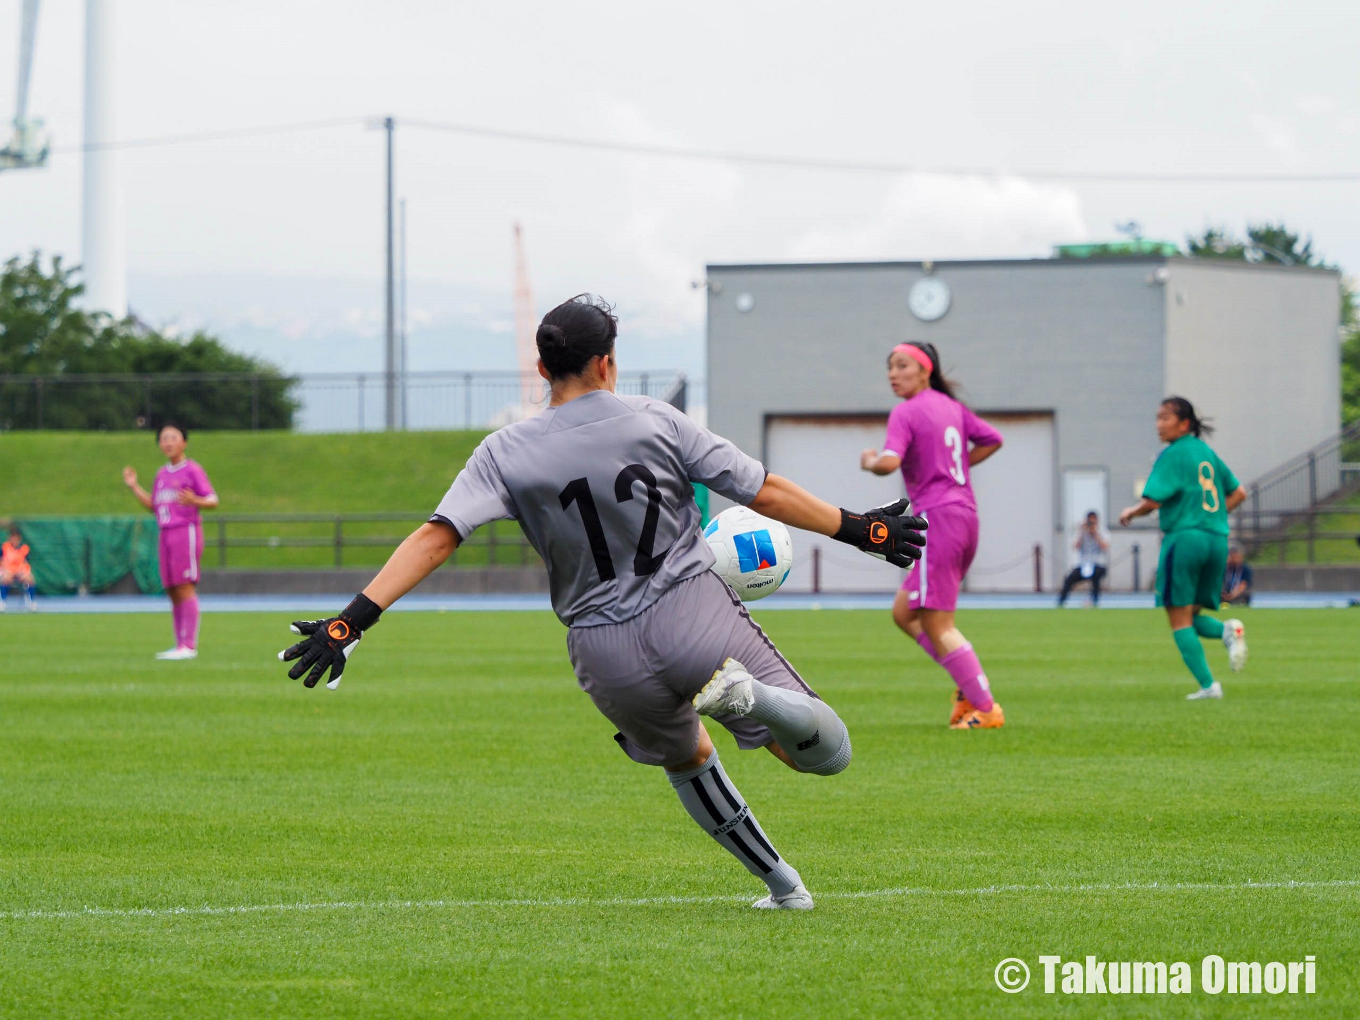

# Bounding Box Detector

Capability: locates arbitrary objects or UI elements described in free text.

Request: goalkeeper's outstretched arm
[279,521,460,689]
[748,473,927,568]
[363,520,460,609]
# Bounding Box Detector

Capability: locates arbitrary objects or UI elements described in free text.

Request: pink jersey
[882,389,1003,514]
[153,459,216,530]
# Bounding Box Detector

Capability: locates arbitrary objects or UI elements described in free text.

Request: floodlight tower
[512,223,539,417]
[0,0,50,170]
[81,0,126,319]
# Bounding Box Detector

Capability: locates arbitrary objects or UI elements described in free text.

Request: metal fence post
[811,546,821,594]
[1132,542,1141,592]
[218,518,227,568]
[1033,543,1042,592]
[334,518,344,567]
[1306,454,1317,564]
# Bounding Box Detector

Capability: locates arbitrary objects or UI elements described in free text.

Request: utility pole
[384,115,396,430]
[399,196,408,430]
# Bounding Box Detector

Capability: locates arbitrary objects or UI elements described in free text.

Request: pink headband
[893,343,933,375]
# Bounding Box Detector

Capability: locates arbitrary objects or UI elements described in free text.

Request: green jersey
[1142,435,1240,536]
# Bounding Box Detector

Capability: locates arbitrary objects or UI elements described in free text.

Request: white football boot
[155,647,198,661]
[692,658,755,717]
[1186,681,1223,700]
[1222,619,1248,672]
[753,884,815,910]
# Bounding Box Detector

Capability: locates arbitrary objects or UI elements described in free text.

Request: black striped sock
[667,750,802,897]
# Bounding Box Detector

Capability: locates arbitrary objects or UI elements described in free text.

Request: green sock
[1193,615,1225,640]
[1173,627,1215,689]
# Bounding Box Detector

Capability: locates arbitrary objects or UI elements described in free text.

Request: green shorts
[1156,529,1229,610]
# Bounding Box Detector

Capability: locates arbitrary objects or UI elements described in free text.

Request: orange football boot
[949,691,974,727]
[950,703,1005,730]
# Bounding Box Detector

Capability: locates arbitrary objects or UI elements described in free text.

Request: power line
[36,113,1360,183]
[48,117,368,154]
[403,117,1360,184]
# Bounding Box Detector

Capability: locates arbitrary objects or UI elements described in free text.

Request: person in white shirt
[1058,511,1110,607]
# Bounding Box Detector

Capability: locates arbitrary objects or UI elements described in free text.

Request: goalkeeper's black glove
[278,593,382,690]
[832,497,928,568]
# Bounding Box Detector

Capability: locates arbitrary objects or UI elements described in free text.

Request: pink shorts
[158,524,203,589]
[900,504,979,612]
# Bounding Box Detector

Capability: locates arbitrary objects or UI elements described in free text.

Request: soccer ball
[704,506,794,602]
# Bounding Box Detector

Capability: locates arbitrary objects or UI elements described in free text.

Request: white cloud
[1295,95,1339,117]
[599,101,744,335]
[1249,115,1299,160]
[785,174,1088,262]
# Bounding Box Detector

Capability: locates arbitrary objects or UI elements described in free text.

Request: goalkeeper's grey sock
[668,750,802,897]
[747,681,852,776]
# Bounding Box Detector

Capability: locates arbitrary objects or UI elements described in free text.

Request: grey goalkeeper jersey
[431,390,767,627]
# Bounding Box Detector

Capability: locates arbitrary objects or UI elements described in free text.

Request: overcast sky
[2,0,1357,377]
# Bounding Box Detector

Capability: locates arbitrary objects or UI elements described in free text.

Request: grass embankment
[0,431,535,568]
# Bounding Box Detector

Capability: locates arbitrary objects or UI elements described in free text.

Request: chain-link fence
[0,370,687,433]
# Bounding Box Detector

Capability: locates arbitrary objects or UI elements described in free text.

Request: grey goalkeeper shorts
[566,570,819,768]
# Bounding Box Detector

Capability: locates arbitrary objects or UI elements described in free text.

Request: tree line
[0,254,296,430]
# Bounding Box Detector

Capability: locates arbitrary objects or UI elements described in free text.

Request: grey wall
[1163,260,1342,485]
[707,258,1167,519]
[705,256,1341,590]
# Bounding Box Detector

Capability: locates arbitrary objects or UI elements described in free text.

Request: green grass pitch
[1,607,1356,1018]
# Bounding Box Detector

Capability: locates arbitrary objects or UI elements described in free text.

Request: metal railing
[0,369,687,433]
[1238,421,1360,563]
[203,513,538,570]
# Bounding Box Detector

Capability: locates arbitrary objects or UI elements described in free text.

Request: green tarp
[12,516,164,595]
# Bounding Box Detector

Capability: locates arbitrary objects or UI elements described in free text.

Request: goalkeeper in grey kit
[281,294,926,909]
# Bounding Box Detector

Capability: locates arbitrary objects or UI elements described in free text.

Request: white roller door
[965,413,1054,591]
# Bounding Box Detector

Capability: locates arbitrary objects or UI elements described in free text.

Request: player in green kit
[1119,397,1249,700]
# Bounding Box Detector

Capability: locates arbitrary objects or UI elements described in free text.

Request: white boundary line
[3,879,1356,922]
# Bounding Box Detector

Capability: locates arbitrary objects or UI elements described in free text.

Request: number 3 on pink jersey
[944,426,966,485]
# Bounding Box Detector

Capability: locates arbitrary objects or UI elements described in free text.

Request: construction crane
[513,222,540,418]
[1,0,48,171]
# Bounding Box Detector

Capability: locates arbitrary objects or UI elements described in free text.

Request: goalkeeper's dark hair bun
[537,294,618,380]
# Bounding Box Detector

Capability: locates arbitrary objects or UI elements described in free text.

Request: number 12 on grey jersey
[430,390,768,628]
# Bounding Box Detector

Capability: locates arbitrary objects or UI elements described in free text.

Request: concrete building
[705,256,1341,593]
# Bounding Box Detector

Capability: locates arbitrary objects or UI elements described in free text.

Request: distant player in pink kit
[860,342,1006,729]
[122,422,219,660]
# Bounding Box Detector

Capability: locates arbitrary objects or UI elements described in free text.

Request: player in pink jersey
[860,342,1006,729]
[122,422,219,660]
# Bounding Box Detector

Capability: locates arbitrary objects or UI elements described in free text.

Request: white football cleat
[753,884,814,910]
[155,647,198,661]
[1222,619,1247,672]
[1186,681,1223,700]
[692,657,755,717]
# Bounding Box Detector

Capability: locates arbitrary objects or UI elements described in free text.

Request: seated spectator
[1222,546,1253,606]
[0,525,37,612]
[1058,511,1109,607]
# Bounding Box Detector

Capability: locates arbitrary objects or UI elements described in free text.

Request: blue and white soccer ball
[704,506,794,602]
